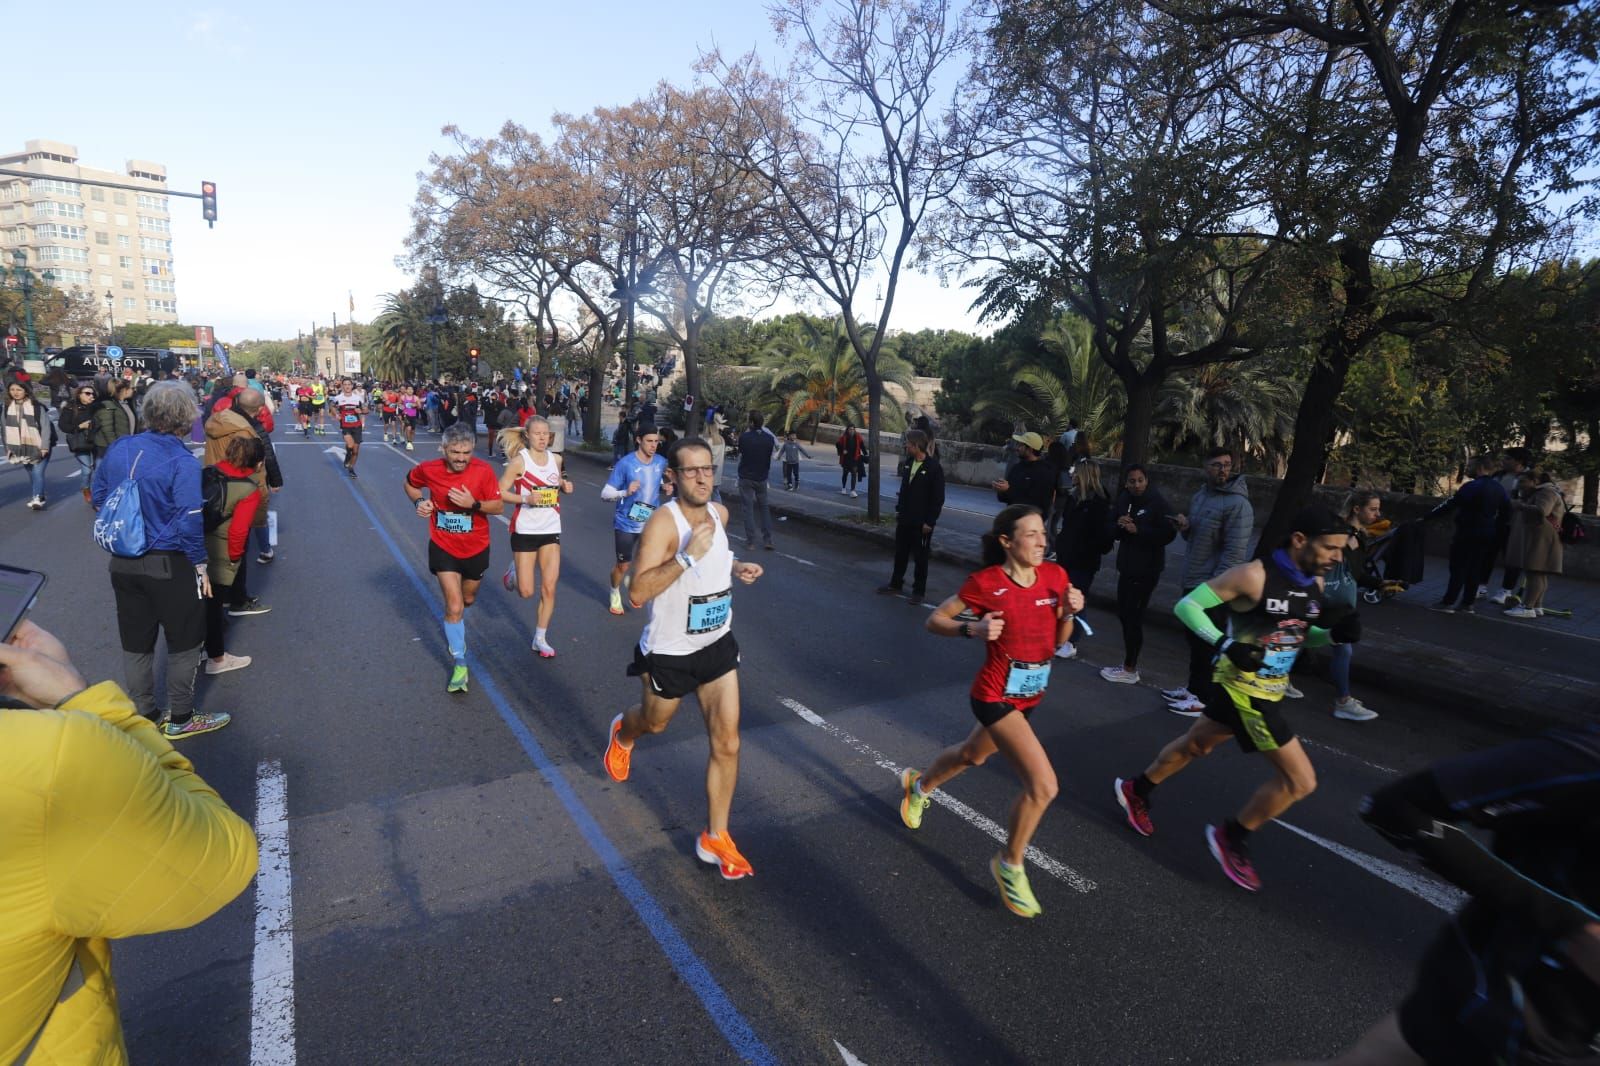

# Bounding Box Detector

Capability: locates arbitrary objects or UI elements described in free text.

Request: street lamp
[104,290,114,342]
[1,250,52,361]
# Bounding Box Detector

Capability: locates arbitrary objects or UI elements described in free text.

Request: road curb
[567,450,1594,734]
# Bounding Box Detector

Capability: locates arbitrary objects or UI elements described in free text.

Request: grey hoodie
[1180,474,1253,590]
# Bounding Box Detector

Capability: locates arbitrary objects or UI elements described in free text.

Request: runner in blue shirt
[601,423,669,614]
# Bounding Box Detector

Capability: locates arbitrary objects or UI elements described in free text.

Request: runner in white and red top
[330,379,367,478]
[898,503,1083,919]
[496,416,573,658]
[402,424,504,693]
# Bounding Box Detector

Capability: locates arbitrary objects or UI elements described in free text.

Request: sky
[7,0,990,345]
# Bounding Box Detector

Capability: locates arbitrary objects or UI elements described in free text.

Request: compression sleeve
[1174,584,1226,645]
[600,483,625,501]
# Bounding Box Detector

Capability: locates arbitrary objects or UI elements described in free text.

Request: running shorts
[343,425,363,443]
[970,697,1032,728]
[614,529,641,563]
[510,532,560,552]
[628,632,740,701]
[298,401,313,416]
[1200,679,1294,753]
[403,414,418,427]
[428,541,490,582]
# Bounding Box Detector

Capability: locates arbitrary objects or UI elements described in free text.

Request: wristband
[675,551,695,571]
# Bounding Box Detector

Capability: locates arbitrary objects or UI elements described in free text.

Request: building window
[113,191,127,205]
[38,246,90,263]
[46,268,91,286]
[114,213,128,227]
[136,194,168,213]
[33,201,86,220]
[117,235,130,248]
[138,215,171,234]
[95,231,109,245]
[29,178,81,198]
[146,278,176,294]
[122,279,135,290]
[138,237,172,253]
[92,209,107,223]
[35,223,87,241]
[123,296,136,310]
[146,298,177,314]
[118,256,133,269]
[90,187,104,202]
[99,274,113,286]
[97,255,110,267]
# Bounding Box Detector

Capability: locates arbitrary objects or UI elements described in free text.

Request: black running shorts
[1199,679,1294,753]
[510,532,560,552]
[970,697,1032,727]
[343,426,363,443]
[297,401,313,416]
[628,632,740,701]
[428,541,490,582]
[614,529,641,563]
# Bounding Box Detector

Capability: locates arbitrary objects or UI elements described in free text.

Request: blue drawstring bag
[93,451,149,557]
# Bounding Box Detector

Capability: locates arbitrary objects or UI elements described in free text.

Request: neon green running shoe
[900,768,930,830]
[990,854,1041,918]
[447,663,469,693]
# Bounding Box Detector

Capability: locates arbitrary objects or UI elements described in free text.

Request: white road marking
[835,1040,869,1065]
[1276,819,1466,913]
[322,445,346,462]
[778,697,1096,892]
[775,552,816,567]
[1299,738,1399,776]
[251,760,296,1066]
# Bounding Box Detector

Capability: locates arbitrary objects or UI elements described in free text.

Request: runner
[330,378,367,478]
[898,504,1084,918]
[380,385,400,443]
[600,423,668,616]
[399,385,420,450]
[1113,505,1356,892]
[309,379,328,435]
[295,380,314,437]
[602,436,765,879]
[402,424,504,692]
[497,416,573,658]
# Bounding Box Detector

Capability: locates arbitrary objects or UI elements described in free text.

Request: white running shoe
[204,652,252,675]
[1332,697,1378,721]
[1283,683,1305,700]
[1160,686,1194,703]
[1167,697,1205,717]
[1487,589,1514,606]
[1054,642,1077,660]
[1503,606,1538,619]
[1100,665,1140,685]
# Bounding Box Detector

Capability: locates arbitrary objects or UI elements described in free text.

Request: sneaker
[899,768,930,830]
[347,467,358,479]
[204,652,252,676]
[256,551,275,565]
[1503,606,1539,619]
[26,496,42,511]
[447,663,470,693]
[1476,584,1488,597]
[1167,697,1205,717]
[877,584,903,596]
[906,594,925,607]
[1457,604,1476,615]
[1100,665,1140,685]
[405,441,414,451]
[1283,682,1304,700]
[1114,777,1154,836]
[163,710,232,740]
[851,490,859,498]
[1332,697,1378,721]
[1160,686,1194,703]
[1054,642,1077,661]
[840,488,849,496]
[228,598,272,617]
[601,713,633,781]
[1486,589,1512,605]
[696,830,754,880]
[1428,600,1457,613]
[501,562,516,592]
[763,542,774,551]
[608,587,624,615]
[1205,823,1261,891]
[533,637,557,659]
[989,854,1041,918]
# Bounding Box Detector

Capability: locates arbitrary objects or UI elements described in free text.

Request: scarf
[3,400,44,463]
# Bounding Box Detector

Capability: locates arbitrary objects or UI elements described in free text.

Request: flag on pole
[348,291,355,315]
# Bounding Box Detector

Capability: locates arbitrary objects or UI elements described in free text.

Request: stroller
[1360,518,1425,604]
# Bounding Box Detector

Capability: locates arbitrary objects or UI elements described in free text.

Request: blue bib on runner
[436,511,473,534]
[686,590,732,634]
[1004,659,1051,699]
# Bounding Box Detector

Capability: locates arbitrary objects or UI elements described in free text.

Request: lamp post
[4,250,47,360]
[104,290,114,344]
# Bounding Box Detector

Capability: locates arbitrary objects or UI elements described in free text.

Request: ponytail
[496,424,527,458]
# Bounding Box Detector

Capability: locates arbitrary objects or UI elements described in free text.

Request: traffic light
[200,181,218,227]
[468,346,480,378]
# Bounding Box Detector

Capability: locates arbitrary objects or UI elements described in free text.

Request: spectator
[0,619,258,1064]
[1099,463,1177,685]
[1430,454,1509,614]
[5,374,56,510]
[92,378,139,458]
[611,417,633,466]
[91,380,232,739]
[1053,459,1112,659]
[779,431,810,491]
[1484,446,1533,605]
[993,430,1058,520]
[202,433,265,677]
[1057,418,1080,451]
[837,424,865,497]
[59,379,102,503]
[1045,438,1074,542]
[709,411,730,500]
[204,388,274,612]
[737,411,776,550]
[1503,471,1564,620]
[876,428,945,605]
[1324,491,1383,721]
[1163,446,1254,715]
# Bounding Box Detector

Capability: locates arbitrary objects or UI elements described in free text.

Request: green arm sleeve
[1305,627,1332,648]
[1175,584,1226,645]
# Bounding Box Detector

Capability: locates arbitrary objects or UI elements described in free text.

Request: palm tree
[1151,356,1303,473]
[369,292,429,382]
[973,313,1126,453]
[757,317,915,440]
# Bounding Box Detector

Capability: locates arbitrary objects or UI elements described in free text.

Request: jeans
[739,477,772,546]
[1115,573,1159,669]
[22,457,47,499]
[889,520,932,595]
[1330,641,1353,700]
[841,466,857,492]
[253,524,272,557]
[783,461,800,489]
[1442,532,1494,607]
[73,452,95,478]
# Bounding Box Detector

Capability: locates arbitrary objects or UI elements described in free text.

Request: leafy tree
[756,315,914,438]
[973,313,1126,451]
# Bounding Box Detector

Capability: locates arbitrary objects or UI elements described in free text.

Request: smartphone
[0,564,47,643]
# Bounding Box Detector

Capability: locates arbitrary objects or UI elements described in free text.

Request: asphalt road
[1,425,1516,1066]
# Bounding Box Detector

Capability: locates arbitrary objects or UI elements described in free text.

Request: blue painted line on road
[327,454,778,1066]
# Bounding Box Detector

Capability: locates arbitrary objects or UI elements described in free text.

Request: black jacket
[1107,487,1177,578]
[243,410,283,490]
[1057,493,1113,573]
[895,453,945,526]
[997,458,1057,515]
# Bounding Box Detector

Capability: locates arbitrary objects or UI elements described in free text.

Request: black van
[46,345,181,379]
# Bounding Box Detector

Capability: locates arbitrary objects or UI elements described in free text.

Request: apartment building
[0,139,179,329]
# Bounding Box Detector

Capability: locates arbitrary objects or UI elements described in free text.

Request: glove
[1329,613,1362,645]
[1216,636,1266,672]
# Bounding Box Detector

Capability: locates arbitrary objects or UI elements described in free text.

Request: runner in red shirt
[898,504,1084,918]
[402,424,504,693]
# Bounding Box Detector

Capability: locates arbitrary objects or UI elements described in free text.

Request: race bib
[686,590,732,634]
[1004,659,1051,699]
[436,511,473,534]
[528,487,560,507]
[1257,646,1298,681]
[627,501,655,524]
[342,411,360,426]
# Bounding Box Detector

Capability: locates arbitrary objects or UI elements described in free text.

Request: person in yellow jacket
[0,620,259,1064]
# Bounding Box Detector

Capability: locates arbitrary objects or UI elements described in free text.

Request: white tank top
[511,448,562,535]
[639,500,734,657]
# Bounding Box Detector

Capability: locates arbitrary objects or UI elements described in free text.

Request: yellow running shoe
[900,768,930,830]
[990,854,1041,918]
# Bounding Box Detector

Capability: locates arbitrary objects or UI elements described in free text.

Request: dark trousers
[205,585,230,659]
[1116,573,1159,669]
[739,477,773,546]
[889,520,932,595]
[1184,593,1230,695]
[1443,533,1494,607]
[109,551,207,722]
[783,461,799,488]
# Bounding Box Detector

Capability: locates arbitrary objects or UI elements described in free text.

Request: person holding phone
[0,619,258,1064]
[1099,464,1177,685]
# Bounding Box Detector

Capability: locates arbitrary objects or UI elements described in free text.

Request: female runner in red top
[898,504,1083,918]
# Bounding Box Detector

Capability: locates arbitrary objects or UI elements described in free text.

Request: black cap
[1289,504,1349,538]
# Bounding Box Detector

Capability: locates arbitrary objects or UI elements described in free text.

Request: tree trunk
[1118,374,1159,467]
[535,347,554,416]
[683,315,703,433]
[1256,341,1355,557]
[865,368,884,522]
[586,352,606,446]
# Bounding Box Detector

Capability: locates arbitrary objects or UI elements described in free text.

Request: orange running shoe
[695,830,754,880]
[603,713,632,782]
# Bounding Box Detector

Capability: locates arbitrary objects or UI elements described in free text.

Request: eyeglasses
[675,465,716,478]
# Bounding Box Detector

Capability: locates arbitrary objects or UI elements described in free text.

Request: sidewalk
[584,421,1598,732]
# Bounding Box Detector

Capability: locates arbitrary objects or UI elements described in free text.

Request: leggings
[841,466,857,492]
[1116,573,1159,668]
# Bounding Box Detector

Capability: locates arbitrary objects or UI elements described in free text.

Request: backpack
[1559,505,1588,546]
[93,451,149,557]
[202,464,256,532]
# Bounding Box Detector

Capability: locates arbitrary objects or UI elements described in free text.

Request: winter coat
[58,398,99,454]
[1179,474,1254,590]
[894,453,945,527]
[205,462,265,587]
[2,398,55,463]
[1108,487,1177,579]
[997,458,1058,517]
[0,682,257,1066]
[91,398,137,454]
[1507,483,1564,574]
[1057,493,1113,575]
